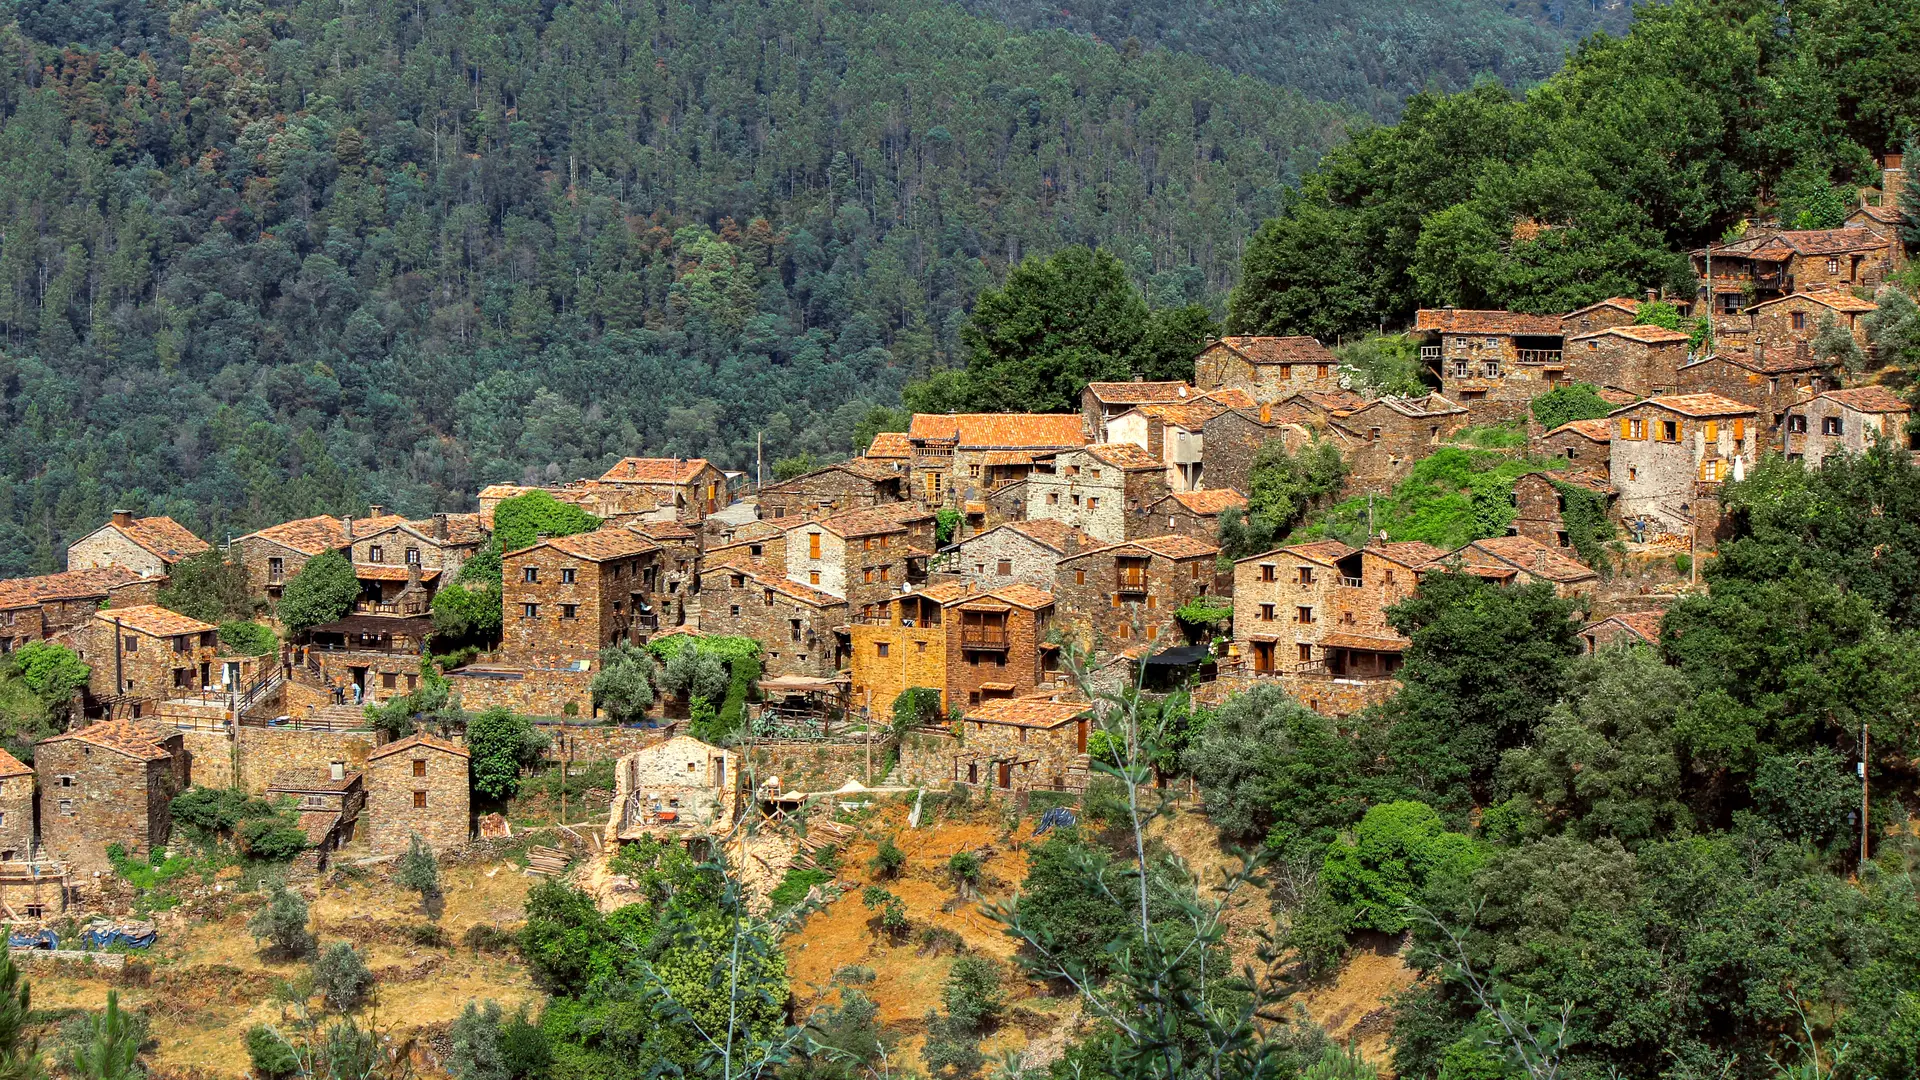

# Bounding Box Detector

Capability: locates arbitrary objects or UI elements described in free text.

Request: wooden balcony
[1516,349,1562,365]
[1114,572,1149,594]
[959,627,1010,651]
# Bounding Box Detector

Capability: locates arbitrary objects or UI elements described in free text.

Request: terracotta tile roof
[979,450,1040,466]
[1697,347,1839,375]
[1163,489,1247,516]
[599,457,714,484]
[864,432,912,458]
[0,567,141,610]
[1598,388,1639,405]
[353,564,441,583]
[803,509,908,540]
[705,558,845,607]
[1561,297,1645,319]
[534,528,659,561]
[1582,610,1665,645]
[244,515,409,555]
[1851,205,1903,225]
[1415,309,1563,336]
[914,583,978,605]
[40,719,178,761]
[1805,386,1911,414]
[984,583,1056,610]
[1084,381,1197,405]
[1746,291,1879,314]
[979,519,1102,554]
[907,413,1087,449]
[368,733,470,761]
[1208,336,1338,365]
[0,748,30,778]
[1238,539,1354,566]
[478,484,533,500]
[1126,399,1234,430]
[1125,534,1220,560]
[965,697,1088,728]
[1316,631,1411,652]
[1702,227,1893,260]
[1198,388,1258,409]
[1568,324,1691,344]
[1614,393,1757,419]
[1368,541,1448,568]
[1546,418,1615,441]
[863,502,937,526]
[1454,535,1598,583]
[1082,443,1164,470]
[631,521,699,543]
[111,517,210,562]
[1292,389,1372,414]
[93,604,216,637]
[837,458,902,483]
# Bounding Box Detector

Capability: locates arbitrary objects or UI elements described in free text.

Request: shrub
[767,868,832,912]
[466,707,548,801]
[860,885,908,939]
[918,925,964,955]
[240,815,309,861]
[408,923,449,947]
[217,620,277,657]
[394,834,441,913]
[246,1024,301,1078]
[277,550,359,635]
[947,850,981,886]
[869,837,906,880]
[462,924,517,954]
[313,942,374,1012]
[942,955,1003,1032]
[1320,802,1482,934]
[592,642,654,724]
[247,884,315,959]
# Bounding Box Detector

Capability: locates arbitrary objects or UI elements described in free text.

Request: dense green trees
[276,551,359,636]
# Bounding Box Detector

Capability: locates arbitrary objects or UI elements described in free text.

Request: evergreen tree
[276,552,359,637]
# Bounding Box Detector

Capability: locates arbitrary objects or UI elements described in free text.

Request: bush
[395,835,441,914]
[462,924,517,954]
[891,687,944,737]
[860,885,908,939]
[491,491,600,555]
[277,550,359,635]
[1529,383,1615,432]
[1320,802,1482,934]
[947,850,981,886]
[247,884,315,959]
[660,641,728,702]
[592,642,655,724]
[767,868,832,912]
[313,942,374,1012]
[869,837,906,880]
[942,955,1003,1032]
[466,707,548,801]
[217,620,277,657]
[239,815,309,861]
[246,1024,301,1078]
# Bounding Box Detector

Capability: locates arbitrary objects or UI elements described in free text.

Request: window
[996,560,1012,576]
[1071,494,1081,506]
[1086,497,1099,510]
[1075,569,1086,585]
[1385,569,1395,585]
[764,589,775,606]
[561,568,576,584]
[522,603,539,618]
[268,557,284,579]
[1484,359,1502,378]
[174,667,190,688]
[1296,606,1314,624]
[730,604,741,617]
[1826,258,1840,275]
[406,547,421,566]
[413,791,428,809]
[1046,493,1059,506]
[1297,643,1313,663]
[863,569,874,584]
[749,543,763,557]
[382,672,398,690]
[1297,566,1314,585]
[1191,562,1202,579]
[1788,415,1808,433]
[560,604,577,619]
[1627,466,1638,482]
[1279,364,1293,379]
[808,533,822,559]
[730,573,746,588]
[412,759,426,777]
[1317,363,1330,379]
[368,544,384,562]
[57,775,74,788]
[790,619,802,641]
[522,566,539,583]
[1791,311,1807,330]
[1259,603,1275,622]
[1822,416,1844,436]
[878,566,889,582]
[1732,418,1745,440]
[57,799,72,815]
[1260,564,1276,582]
[124,635,137,653]
[1704,421,1718,441]
[809,571,821,585]
[173,635,189,653]
[1702,459,1721,482]
[1659,420,1679,442]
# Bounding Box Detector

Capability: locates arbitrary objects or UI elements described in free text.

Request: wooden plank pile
[790,819,854,871]
[524,845,571,877]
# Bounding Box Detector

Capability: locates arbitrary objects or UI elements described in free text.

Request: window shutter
[1619,418,1632,439]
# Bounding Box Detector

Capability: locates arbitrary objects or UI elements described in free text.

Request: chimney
[330,760,345,782]
[1646,287,1658,304]
[1062,531,1081,557]
[432,513,450,541]
[1259,403,1271,424]
[368,504,387,518]
[1132,374,1144,383]
[341,515,354,541]
[407,560,421,588]
[1535,550,1548,574]
[111,509,134,529]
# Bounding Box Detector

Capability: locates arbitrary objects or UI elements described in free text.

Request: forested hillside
[0,0,1348,574]
[957,0,1635,119]
[1229,0,1920,337]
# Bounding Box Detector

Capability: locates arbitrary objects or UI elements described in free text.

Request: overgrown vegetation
[1294,447,1567,550]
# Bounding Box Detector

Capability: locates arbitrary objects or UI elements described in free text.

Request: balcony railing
[1516,349,1562,365]
[1337,576,1364,588]
[959,628,1009,651]
[354,600,427,616]
[1115,572,1149,593]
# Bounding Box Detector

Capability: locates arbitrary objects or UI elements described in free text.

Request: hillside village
[0,154,1906,1063]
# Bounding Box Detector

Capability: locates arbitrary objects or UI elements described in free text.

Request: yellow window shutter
[1620,418,1632,439]
[1705,421,1718,441]
[1733,418,1745,439]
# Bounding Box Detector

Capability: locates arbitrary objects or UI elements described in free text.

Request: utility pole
[557,733,573,828]
[756,431,763,492]
[1860,723,1871,871]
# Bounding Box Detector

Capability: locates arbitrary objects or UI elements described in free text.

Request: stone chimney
[1062,531,1081,557]
[1535,550,1548,575]
[432,513,450,541]
[111,509,134,529]
[329,760,345,782]
[1646,287,1659,304]
[368,504,387,518]
[341,515,354,541]
[1146,419,1164,459]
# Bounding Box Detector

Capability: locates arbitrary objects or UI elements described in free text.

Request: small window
[877,642,890,658]
[1296,606,1313,624]
[1297,566,1314,585]
[412,759,426,777]
[1297,643,1313,663]
[996,560,1012,576]
[730,604,741,617]
[1260,564,1276,582]
[522,603,539,618]
[1826,258,1840,275]
[561,568,576,584]
[1259,603,1275,621]
[1791,311,1807,331]
[406,547,421,566]
[1822,416,1844,436]
[522,566,538,583]
[809,571,821,586]
[1075,569,1086,585]
[413,791,428,809]
[560,604,578,619]
[748,543,763,557]
[382,671,398,690]
[1788,414,1808,433]
[1660,420,1679,442]
[368,544,384,562]
[1086,497,1099,510]
[124,636,137,653]
[1628,466,1639,482]
[57,775,74,788]
[58,799,73,815]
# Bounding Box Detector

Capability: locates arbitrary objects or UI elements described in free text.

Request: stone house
[703,521,786,572]
[36,719,190,872]
[0,750,32,862]
[1509,471,1612,550]
[1673,350,1840,433]
[230,512,409,601]
[1561,325,1690,396]
[950,697,1090,793]
[861,431,912,473]
[500,528,662,669]
[1230,540,1438,686]
[293,614,432,709]
[1335,394,1471,489]
[1416,309,1566,423]
[78,605,220,715]
[1081,381,1199,440]
[756,460,905,520]
[1105,392,1253,492]
[1744,291,1878,359]
[1536,418,1613,480]
[1024,443,1169,543]
[477,482,662,524]
[1560,296,1661,337]
[597,458,732,520]
[1193,336,1341,402]
[697,560,846,679]
[1055,534,1219,654]
[1199,405,1315,496]
[952,519,1098,591]
[906,413,1087,509]
[607,735,740,844]
[1609,394,1761,538]
[630,521,703,629]
[851,580,1063,715]
[1443,534,1600,598]
[1144,489,1248,543]
[1782,386,1918,467]
[849,583,969,716]
[0,568,157,654]
[782,509,926,621]
[365,733,469,856]
[346,515,489,581]
[1691,227,1900,313]
[1578,610,1665,654]
[66,511,209,579]
[265,764,365,869]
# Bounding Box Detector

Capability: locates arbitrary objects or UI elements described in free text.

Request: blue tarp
[80,925,155,950]
[1035,806,1078,836]
[7,930,55,950]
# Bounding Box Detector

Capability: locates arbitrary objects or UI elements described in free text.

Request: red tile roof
[1238,539,1354,566]
[534,528,659,561]
[864,432,912,458]
[1415,309,1563,335]
[985,583,1056,610]
[1615,394,1757,419]
[403,514,491,546]
[815,509,910,539]
[0,748,30,778]
[353,564,442,583]
[1084,381,1197,405]
[1805,386,1911,414]
[1452,535,1597,583]
[0,567,142,611]
[1126,534,1220,560]
[984,520,1103,554]
[1368,541,1448,568]
[1703,227,1894,260]
[1291,389,1373,414]
[1164,489,1247,516]
[368,733,470,761]
[1561,297,1646,319]
[1583,610,1665,645]
[1206,336,1338,365]
[244,515,410,555]
[599,458,714,484]
[1567,324,1691,344]
[93,604,216,637]
[1546,418,1615,441]
[1746,290,1879,314]
[907,413,1087,449]
[1198,388,1259,409]
[40,719,178,761]
[965,697,1089,728]
[110,517,210,562]
[1125,399,1234,430]
[1316,631,1411,652]
[1082,443,1164,470]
